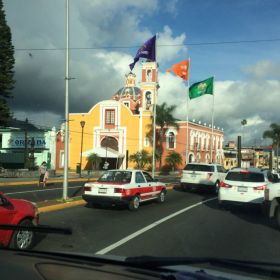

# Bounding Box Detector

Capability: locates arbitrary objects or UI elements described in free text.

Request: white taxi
[82,169,167,211]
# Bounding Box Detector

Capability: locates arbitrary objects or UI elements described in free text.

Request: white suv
[180,163,227,193]
[219,168,269,207]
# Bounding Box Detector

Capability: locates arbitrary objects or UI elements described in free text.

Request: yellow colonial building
[69,62,158,170]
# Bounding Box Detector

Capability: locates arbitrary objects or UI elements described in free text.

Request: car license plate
[238,186,247,192]
[98,188,107,194]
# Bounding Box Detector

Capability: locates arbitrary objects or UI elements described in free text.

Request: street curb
[38,184,175,213]
[0,178,95,187]
[38,200,86,214]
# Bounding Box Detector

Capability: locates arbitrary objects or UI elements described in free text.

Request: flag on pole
[166,60,189,80]
[129,35,156,71]
[189,77,214,100]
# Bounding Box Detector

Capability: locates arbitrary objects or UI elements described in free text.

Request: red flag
[166,60,189,80]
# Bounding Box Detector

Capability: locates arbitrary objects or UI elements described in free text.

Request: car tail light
[220,181,232,188]
[84,186,91,192]
[253,185,267,191]
[114,188,124,193]
[240,170,249,174]
[207,173,213,179]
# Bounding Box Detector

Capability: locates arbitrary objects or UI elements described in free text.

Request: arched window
[167,132,175,149]
[189,154,194,163]
[101,137,118,151]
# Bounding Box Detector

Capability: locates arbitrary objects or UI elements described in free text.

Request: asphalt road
[0,181,85,202]
[0,175,179,202]
[33,187,280,263]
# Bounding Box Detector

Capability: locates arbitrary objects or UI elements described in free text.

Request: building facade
[68,62,158,171]
[68,62,226,172]
[161,121,224,170]
[0,120,56,169]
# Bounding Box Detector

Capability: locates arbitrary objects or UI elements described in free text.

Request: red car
[0,192,39,250]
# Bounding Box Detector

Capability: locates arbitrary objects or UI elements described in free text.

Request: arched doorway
[100,137,122,169]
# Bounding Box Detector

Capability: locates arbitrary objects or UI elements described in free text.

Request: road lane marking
[95,197,217,255]
[5,186,82,195]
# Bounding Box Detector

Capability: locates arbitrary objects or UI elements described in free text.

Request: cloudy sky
[3,0,280,145]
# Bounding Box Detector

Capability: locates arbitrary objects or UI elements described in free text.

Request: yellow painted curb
[38,200,86,214]
[0,178,95,187]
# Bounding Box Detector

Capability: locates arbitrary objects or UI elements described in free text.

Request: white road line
[5,186,81,195]
[95,197,217,255]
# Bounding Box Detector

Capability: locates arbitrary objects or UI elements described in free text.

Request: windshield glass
[226,171,265,182]
[2,0,280,276]
[184,164,214,172]
[97,171,132,183]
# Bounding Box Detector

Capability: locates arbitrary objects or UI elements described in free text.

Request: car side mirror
[0,196,10,207]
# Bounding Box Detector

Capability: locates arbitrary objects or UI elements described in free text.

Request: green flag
[189,77,214,100]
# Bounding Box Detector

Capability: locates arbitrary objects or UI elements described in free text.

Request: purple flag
[129,35,156,71]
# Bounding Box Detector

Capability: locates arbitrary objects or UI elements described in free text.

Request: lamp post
[79,121,85,177]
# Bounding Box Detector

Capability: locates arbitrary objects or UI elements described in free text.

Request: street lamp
[79,120,86,177]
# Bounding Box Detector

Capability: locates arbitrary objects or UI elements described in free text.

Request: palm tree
[165,151,183,171]
[263,123,280,172]
[129,150,152,169]
[87,153,101,171]
[147,102,179,169]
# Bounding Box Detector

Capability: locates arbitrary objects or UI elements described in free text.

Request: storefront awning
[82,147,125,158]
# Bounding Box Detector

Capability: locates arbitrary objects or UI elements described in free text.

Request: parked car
[0,192,39,250]
[82,169,167,211]
[180,163,227,193]
[218,168,272,207]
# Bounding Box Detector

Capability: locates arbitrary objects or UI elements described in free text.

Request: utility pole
[24,118,28,168]
[63,0,69,200]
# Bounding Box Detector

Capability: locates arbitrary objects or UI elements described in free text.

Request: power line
[7,38,280,52]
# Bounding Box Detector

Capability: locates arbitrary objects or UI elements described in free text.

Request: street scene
[1,0,280,279]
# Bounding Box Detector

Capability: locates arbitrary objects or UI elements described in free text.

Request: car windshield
[184,164,215,172]
[226,171,265,182]
[2,0,280,277]
[97,171,132,183]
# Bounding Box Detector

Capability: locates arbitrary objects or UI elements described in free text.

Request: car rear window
[97,171,132,183]
[184,164,214,172]
[225,171,265,182]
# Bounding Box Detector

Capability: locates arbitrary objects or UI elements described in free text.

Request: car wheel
[10,219,35,250]
[275,206,280,228]
[213,181,220,194]
[157,190,166,203]
[129,195,140,211]
[181,184,189,192]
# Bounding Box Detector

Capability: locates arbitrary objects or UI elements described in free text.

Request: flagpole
[210,76,215,163]
[185,57,190,165]
[152,33,158,178]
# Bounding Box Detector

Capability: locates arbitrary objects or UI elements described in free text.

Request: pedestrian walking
[38,161,48,187]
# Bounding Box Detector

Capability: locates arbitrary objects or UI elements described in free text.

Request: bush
[159,164,171,175]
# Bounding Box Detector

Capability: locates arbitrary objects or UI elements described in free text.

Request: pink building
[160,120,224,170]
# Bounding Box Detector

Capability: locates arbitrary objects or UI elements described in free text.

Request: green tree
[129,149,152,169]
[263,123,280,172]
[147,102,179,169]
[0,0,15,125]
[87,153,101,170]
[165,151,183,171]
